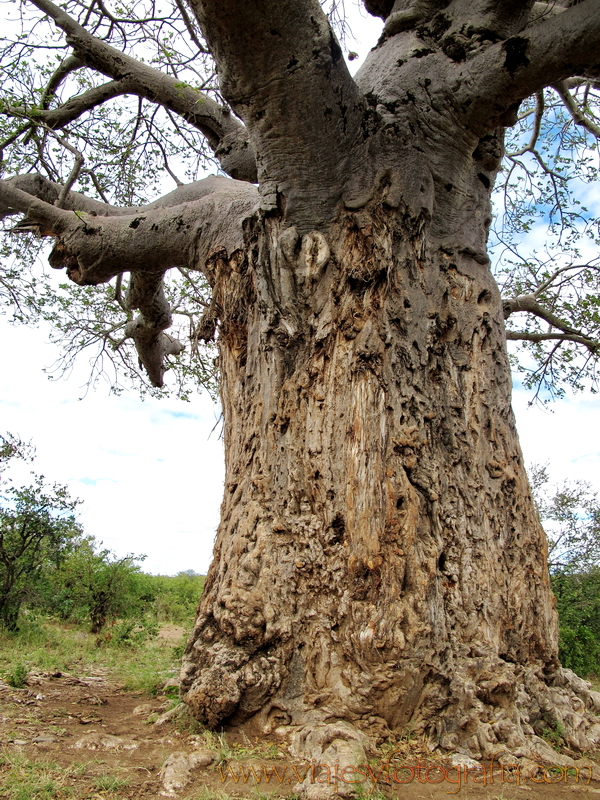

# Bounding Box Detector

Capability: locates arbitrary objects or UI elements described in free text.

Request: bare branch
[507,91,545,156]
[2,79,138,131]
[26,0,257,181]
[553,80,600,138]
[49,133,85,208]
[124,271,184,386]
[506,330,599,352]
[40,54,85,109]
[174,0,209,54]
[503,293,599,354]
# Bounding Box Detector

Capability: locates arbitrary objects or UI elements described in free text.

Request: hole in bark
[438,551,446,571]
[403,298,411,309]
[477,173,491,188]
[287,57,298,70]
[314,470,320,480]
[498,652,517,664]
[270,28,281,36]
[396,496,405,509]
[478,290,492,305]
[330,515,345,545]
[503,36,530,76]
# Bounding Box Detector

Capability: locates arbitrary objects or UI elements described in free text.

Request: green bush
[0,475,82,631]
[143,571,205,624]
[41,537,150,633]
[531,466,600,678]
[4,662,28,688]
[552,567,600,675]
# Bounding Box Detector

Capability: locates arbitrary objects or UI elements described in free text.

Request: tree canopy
[0,0,599,402]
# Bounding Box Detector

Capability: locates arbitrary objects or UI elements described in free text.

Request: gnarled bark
[180,197,600,770]
[4,0,600,779]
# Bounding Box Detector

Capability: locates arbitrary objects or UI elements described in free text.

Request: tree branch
[191,0,364,229]
[506,330,599,351]
[40,55,85,109]
[0,174,259,383]
[503,293,600,354]
[3,79,139,131]
[0,172,251,221]
[553,80,600,138]
[26,0,257,182]
[457,0,600,135]
[124,271,184,386]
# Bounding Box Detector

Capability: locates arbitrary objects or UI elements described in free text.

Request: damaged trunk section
[180,203,600,765]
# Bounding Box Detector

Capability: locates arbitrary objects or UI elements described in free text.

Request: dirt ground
[1,661,600,799]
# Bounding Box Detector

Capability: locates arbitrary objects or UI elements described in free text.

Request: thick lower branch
[0,173,251,223]
[1,173,258,384]
[458,0,600,135]
[124,272,184,387]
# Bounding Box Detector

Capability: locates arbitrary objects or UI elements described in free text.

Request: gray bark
[4,0,600,774]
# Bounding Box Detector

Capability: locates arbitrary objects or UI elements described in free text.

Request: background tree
[4,0,600,775]
[0,442,82,630]
[531,465,600,677]
[46,535,149,633]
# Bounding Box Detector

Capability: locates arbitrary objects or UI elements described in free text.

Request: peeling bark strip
[4,0,600,774]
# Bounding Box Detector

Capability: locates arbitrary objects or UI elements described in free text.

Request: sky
[1,3,599,575]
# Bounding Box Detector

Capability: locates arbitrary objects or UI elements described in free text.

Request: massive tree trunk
[177,3,600,769]
[179,202,600,770]
[3,0,600,780]
[174,1,600,769]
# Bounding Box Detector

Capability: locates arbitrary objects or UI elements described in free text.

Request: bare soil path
[1,656,599,799]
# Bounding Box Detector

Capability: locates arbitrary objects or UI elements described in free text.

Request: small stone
[160,751,209,795]
[132,703,154,717]
[74,732,137,750]
[12,740,28,746]
[33,735,56,743]
[189,748,216,767]
[154,704,187,727]
[450,753,484,770]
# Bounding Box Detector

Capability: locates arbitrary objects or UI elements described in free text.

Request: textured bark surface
[4,0,600,782]
[180,198,600,767]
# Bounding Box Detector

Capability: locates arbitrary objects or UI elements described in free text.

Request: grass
[0,751,133,800]
[0,750,76,800]
[0,615,184,694]
[94,774,129,792]
[199,731,283,763]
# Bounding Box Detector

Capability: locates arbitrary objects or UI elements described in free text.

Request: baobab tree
[2,0,600,777]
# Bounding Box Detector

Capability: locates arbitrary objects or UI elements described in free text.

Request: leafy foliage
[42,536,150,633]
[39,542,205,633]
[492,84,600,402]
[531,465,600,675]
[0,467,82,631]
[2,4,598,402]
[0,0,348,400]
